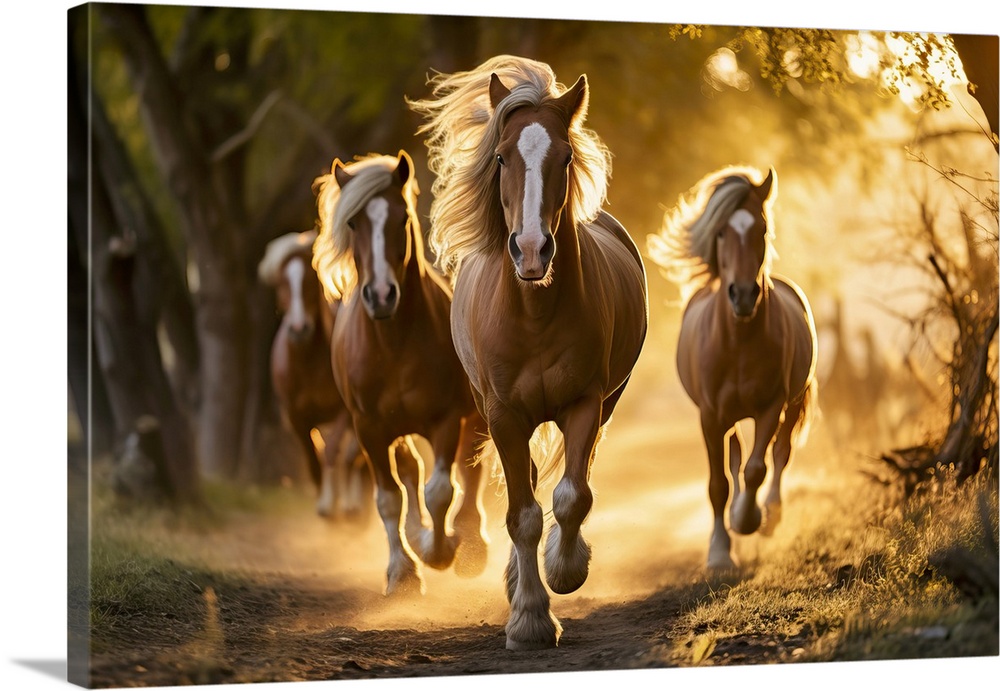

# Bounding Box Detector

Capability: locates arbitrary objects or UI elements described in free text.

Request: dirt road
[86,361,857,688]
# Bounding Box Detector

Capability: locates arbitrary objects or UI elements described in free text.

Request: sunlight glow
[846,32,882,79]
[705,47,752,91]
[848,31,967,110]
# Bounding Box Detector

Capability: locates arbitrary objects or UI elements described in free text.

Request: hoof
[419,531,458,570]
[730,496,762,535]
[316,502,334,519]
[386,571,423,597]
[506,635,558,651]
[454,534,489,578]
[759,503,782,537]
[707,552,738,572]
[505,609,560,651]
[386,557,424,597]
[543,526,591,594]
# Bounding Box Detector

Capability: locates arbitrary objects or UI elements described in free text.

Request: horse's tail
[474,422,566,497]
[793,376,819,449]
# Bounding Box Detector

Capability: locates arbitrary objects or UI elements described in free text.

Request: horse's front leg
[452,410,490,577]
[357,424,423,596]
[419,416,463,570]
[492,410,560,651]
[392,438,430,555]
[701,410,736,570]
[545,394,601,594]
[731,402,783,535]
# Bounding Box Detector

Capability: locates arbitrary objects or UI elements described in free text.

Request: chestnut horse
[258,230,369,520]
[409,56,648,650]
[313,151,489,595]
[647,166,818,571]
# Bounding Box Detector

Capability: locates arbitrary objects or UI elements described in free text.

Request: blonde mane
[647,165,777,303]
[258,230,317,286]
[312,153,422,301]
[407,55,613,278]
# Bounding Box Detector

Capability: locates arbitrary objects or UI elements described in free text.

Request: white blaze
[729,209,755,245]
[517,122,551,245]
[284,257,306,328]
[365,197,391,300]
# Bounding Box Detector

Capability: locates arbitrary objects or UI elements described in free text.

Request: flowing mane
[312,154,423,301]
[647,166,777,302]
[258,230,317,286]
[407,55,613,278]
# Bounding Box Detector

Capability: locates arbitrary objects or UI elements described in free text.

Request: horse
[312,150,490,595]
[258,230,370,520]
[408,56,648,650]
[646,166,818,571]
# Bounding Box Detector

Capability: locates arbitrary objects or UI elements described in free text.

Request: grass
[663,467,998,667]
[87,462,316,654]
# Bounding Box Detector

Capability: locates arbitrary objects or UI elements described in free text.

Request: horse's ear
[489,73,511,110]
[759,167,776,200]
[333,159,353,189]
[395,150,413,186]
[554,75,589,125]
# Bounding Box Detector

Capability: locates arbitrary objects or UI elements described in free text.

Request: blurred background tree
[68,3,998,499]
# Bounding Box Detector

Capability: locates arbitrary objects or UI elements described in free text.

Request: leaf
[691,634,717,665]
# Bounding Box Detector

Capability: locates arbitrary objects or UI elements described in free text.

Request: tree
[70,7,200,502]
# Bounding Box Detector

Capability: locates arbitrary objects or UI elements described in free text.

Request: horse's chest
[708,349,784,416]
[490,331,603,416]
[347,347,454,423]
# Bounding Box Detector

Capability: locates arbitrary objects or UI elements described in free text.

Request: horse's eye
[496,153,505,167]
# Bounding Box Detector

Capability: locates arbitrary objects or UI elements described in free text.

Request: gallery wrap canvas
[60,1,997,689]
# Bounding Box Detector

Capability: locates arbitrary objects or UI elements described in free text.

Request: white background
[2,1,997,690]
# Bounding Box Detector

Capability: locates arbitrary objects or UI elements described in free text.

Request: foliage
[670,25,965,110]
[873,146,999,489]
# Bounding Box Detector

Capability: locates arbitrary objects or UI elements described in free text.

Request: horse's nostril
[540,233,555,263]
[386,284,398,304]
[728,284,737,302]
[508,232,522,260]
[362,284,373,303]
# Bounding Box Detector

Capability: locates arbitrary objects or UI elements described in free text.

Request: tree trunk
[70,16,201,502]
[98,4,251,479]
[951,34,999,151]
[88,61,201,421]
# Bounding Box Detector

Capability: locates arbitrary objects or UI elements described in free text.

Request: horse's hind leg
[727,424,745,517]
[493,412,559,651]
[293,421,324,490]
[452,411,489,577]
[760,397,804,536]
[419,418,463,570]
[702,412,736,570]
[315,416,351,518]
[337,427,367,521]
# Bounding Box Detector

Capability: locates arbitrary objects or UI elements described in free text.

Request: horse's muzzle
[362,282,399,320]
[509,230,555,281]
[287,320,315,344]
[728,282,761,320]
